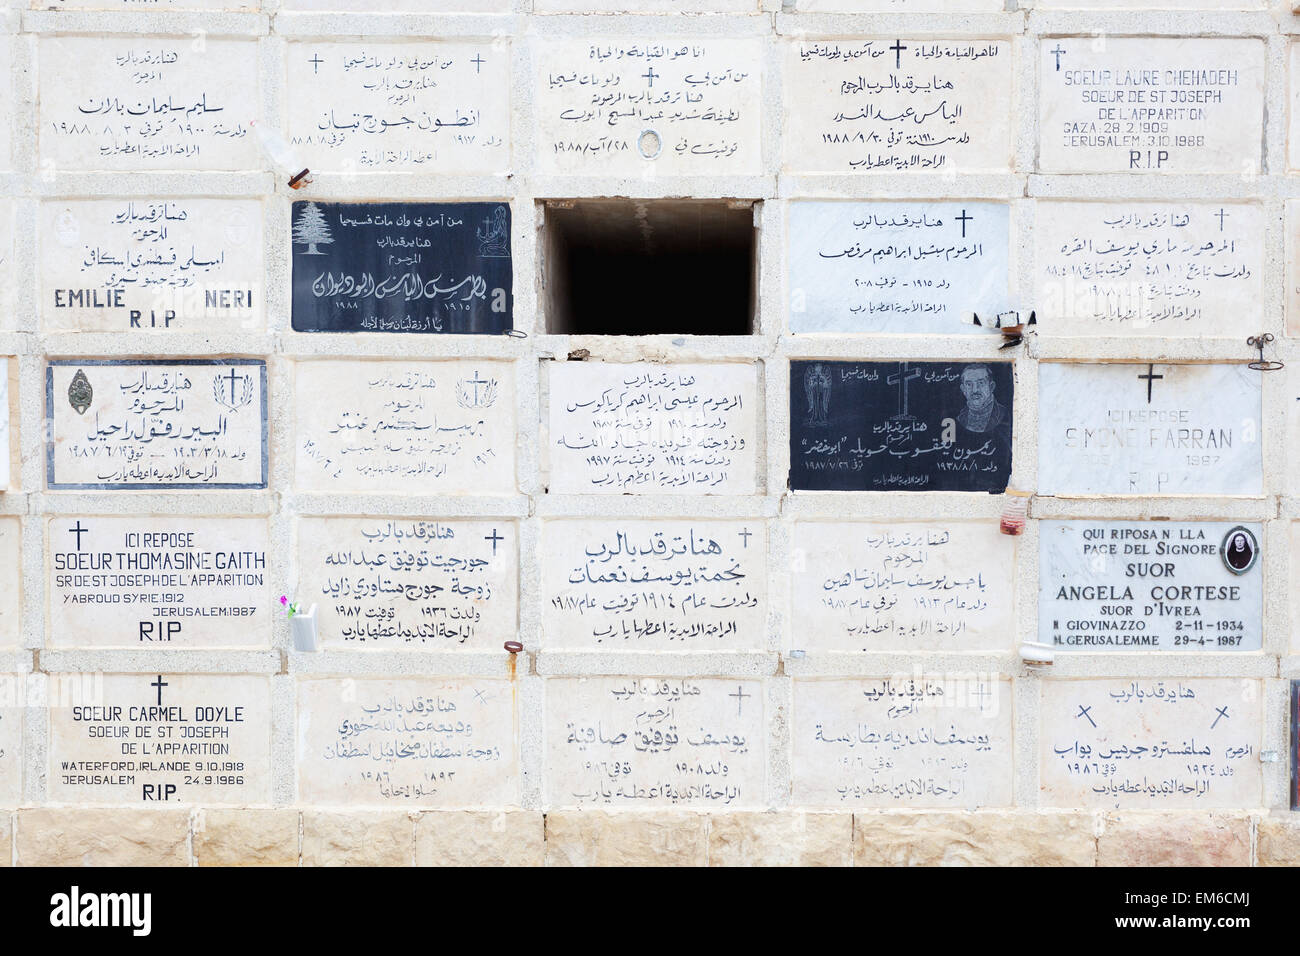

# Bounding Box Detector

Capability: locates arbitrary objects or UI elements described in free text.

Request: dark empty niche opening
[542,199,758,335]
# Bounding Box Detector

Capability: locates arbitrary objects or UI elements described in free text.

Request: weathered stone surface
[1257,817,1300,867]
[301,811,413,867]
[545,812,708,867]
[0,813,9,867]
[1097,813,1250,867]
[194,809,299,867]
[415,811,543,867]
[708,812,852,867]
[15,809,189,866]
[853,812,1097,866]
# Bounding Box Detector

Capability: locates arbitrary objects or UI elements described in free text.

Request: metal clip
[1247,333,1283,371]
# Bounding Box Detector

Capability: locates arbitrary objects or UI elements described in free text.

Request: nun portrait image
[1222,528,1258,575]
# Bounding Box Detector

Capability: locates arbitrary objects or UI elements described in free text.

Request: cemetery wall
[0,0,1299,865]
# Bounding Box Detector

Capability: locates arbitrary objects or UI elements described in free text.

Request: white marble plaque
[1291,523,1300,655]
[793,522,1014,653]
[47,359,267,490]
[38,38,260,171]
[789,201,1012,334]
[1041,521,1262,652]
[1035,202,1263,337]
[0,40,10,170]
[0,678,20,805]
[797,0,1002,7]
[1037,363,1261,496]
[545,362,759,495]
[536,39,762,176]
[1287,202,1300,337]
[0,519,18,649]
[792,677,1013,808]
[284,0,505,8]
[541,519,765,650]
[0,201,12,329]
[49,673,272,805]
[296,518,518,649]
[1038,38,1265,174]
[1289,371,1300,496]
[536,0,755,8]
[286,41,509,174]
[546,677,765,808]
[296,678,519,807]
[1292,45,1300,173]
[0,360,10,489]
[47,516,270,649]
[1040,0,1261,7]
[784,39,1013,175]
[293,360,515,495]
[42,0,256,7]
[1040,679,1262,808]
[40,199,264,333]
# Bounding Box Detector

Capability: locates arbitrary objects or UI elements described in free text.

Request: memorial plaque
[1040,678,1262,808]
[1293,525,1300,653]
[42,0,255,7]
[541,519,765,650]
[49,673,273,805]
[293,359,515,494]
[1037,363,1261,496]
[1038,38,1265,174]
[296,678,519,807]
[0,201,12,327]
[1287,202,1300,337]
[1040,521,1262,652]
[0,361,10,489]
[789,360,1013,493]
[784,39,1013,175]
[47,359,268,490]
[1290,379,1300,496]
[40,199,264,333]
[791,677,1013,808]
[285,41,509,174]
[792,521,1014,652]
[1040,0,1261,7]
[295,518,518,649]
[0,679,20,805]
[788,201,1012,334]
[536,0,754,9]
[47,516,270,649]
[284,0,506,9]
[38,38,260,171]
[1292,681,1299,811]
[546,677,765,808]
[1035,201,1263,337]
[796,0,1002,8]
[0,519,18,648]
[290,201,512,334]
[546,362,759,495]
[0,41,10,170]
[535,39,762,177]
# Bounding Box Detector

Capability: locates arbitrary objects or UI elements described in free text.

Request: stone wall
[1,0,1299,866]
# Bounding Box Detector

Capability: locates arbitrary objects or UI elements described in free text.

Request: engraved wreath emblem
[456,374,498,409]
[213,369,255,413]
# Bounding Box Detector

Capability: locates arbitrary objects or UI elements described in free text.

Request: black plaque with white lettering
[789,360,1013,492]
[1292,679,1299,811]
[291,201,512,334]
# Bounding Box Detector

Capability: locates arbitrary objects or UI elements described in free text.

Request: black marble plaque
[789,360,1013,492]
[291,201,512,334]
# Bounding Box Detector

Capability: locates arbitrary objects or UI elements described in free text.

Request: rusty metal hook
[1247,333,1283,371]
